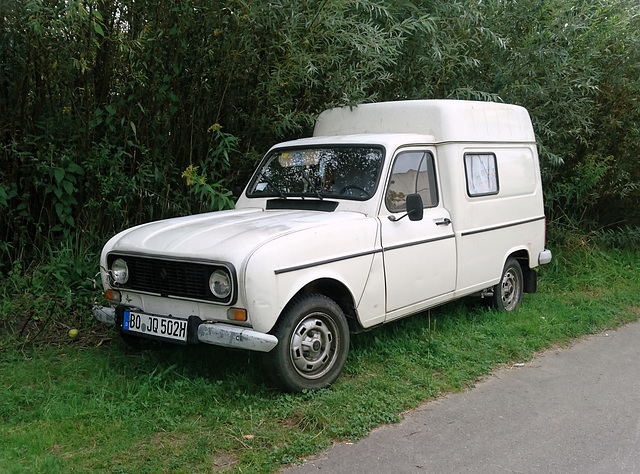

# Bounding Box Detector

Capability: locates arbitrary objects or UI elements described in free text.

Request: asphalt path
[284,320,640,473]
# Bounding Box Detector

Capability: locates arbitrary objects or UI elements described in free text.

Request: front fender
[243,216,379,334]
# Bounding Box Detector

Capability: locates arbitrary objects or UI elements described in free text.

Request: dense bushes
[1,0,640,272]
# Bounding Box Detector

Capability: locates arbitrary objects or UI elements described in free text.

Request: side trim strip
[275,249,381,275]
[274,234,455,275]
[384,234,455,252]
[461,216,545,237]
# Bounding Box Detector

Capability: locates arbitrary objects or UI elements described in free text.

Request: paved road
[284,321,640,473]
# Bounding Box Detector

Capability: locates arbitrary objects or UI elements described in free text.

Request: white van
[96,100,552,392]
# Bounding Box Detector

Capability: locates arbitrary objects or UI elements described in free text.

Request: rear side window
[464,153,499,196]
[386,151,438,212]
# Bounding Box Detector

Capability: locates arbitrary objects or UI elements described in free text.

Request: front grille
[108,253,234,304]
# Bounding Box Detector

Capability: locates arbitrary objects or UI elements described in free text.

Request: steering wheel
[339,185,369,198]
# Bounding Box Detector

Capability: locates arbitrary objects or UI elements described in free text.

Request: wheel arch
[284,278,362,332]
[506,249,537,294]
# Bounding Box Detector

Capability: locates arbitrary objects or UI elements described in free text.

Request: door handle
[435,218,451,226]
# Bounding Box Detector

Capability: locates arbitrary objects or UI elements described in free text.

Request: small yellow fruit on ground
[68,329,79,339]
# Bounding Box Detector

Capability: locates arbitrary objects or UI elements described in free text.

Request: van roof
[313,100,536,143]
[270,133,436,151]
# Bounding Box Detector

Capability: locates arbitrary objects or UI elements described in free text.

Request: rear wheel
[267,294,349,392]
[491,258,523,312]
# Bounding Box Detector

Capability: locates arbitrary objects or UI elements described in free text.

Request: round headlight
[209,269,231,299]
[110,258,129,285]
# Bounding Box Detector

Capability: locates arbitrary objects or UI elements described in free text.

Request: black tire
[491,258,524,312]
[267,294,350,392]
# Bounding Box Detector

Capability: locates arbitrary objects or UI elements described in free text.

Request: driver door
[380,150,457,317]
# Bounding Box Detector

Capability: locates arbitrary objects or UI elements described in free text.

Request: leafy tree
[1,0,640,273]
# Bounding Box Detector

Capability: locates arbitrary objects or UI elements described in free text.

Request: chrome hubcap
[290,313,338,379]
[501,268,520,311]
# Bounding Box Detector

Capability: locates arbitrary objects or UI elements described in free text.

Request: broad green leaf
[54,168,64,184]
[93,22,104,37]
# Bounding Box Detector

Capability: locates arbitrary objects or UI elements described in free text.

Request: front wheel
[491,258,523,312]
[266,294,350,392]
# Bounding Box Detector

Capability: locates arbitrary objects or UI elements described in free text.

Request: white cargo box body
[313,99,536,142]
[98,100,551,392]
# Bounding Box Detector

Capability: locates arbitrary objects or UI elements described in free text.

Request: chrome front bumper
[197,323,278,352]
[92,306,278,352]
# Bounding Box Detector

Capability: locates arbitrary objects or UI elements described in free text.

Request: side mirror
[406,193,424,221]
[388,193,424,222]
[232,186,244,198]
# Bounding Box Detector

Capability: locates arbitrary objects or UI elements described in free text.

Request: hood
[103,207,368,265]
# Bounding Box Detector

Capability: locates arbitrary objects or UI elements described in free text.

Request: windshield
[247,146,384,200]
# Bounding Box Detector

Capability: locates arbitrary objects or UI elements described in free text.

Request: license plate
[123,311,188,342]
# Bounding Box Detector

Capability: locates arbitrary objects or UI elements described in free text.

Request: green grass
[1,246,640,473]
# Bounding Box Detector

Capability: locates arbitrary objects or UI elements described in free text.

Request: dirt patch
[212,452,238,472]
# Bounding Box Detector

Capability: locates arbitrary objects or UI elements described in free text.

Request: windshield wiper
[261,174,288,199]
[300,169,323,200]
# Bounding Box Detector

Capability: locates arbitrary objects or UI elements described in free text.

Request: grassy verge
[1,246,639,473]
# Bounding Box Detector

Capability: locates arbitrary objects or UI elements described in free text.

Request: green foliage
[0,234,100,348]
[595,226,640,251]
[546,154,638,228]
[182,165,235,212]
[181,124,238,212]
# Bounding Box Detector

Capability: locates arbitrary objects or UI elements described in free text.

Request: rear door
[380,149,457,316]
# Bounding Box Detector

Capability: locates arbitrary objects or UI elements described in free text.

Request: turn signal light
[227,308,247,322]
[105,290,121,303]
